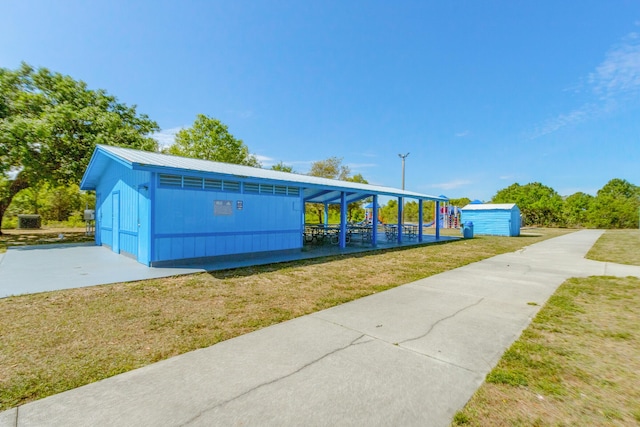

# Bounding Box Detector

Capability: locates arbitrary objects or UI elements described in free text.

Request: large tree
[589,178,640,229]
[308,156,350,180]
[0,63,159,233]
[305,157,367,223]
[492,182,563,226]
[562,192,594,227]
[166,114,261,167]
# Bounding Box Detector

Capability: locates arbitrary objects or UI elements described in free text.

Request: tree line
[492,180,640,229]
[2,63,638,231]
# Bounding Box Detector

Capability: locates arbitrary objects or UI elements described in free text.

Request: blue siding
[152,185,303,263]
[461,206,521,237]
[95,162,150,260]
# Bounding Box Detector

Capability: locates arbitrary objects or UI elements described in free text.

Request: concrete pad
[0,244,205,298]
[0,408,16,427]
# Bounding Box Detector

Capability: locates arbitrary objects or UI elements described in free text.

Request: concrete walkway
[2,230,640,426]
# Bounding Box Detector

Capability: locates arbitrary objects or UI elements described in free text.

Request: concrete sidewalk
[3,230,640,426]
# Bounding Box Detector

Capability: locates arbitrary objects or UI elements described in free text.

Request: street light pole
[398,153,409,227]
[398,152,410,190]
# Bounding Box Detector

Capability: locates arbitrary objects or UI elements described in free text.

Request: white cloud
[529,106,594,139]
[455,130,470,137]
[529,30,640,139]
[359,152,378,158]
[347,162,377,169]
[499,175,515,180]
[254,154,275,163]
[428,179,472,191]
[151,127,183,149]
[589,32,640,100]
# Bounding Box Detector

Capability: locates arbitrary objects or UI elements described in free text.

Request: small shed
[460,203,521,237]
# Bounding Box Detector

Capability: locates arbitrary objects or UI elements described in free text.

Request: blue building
[460,203,521,237]
[80,145,446,266]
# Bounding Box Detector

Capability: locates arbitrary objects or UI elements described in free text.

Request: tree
[562,192,594,227]
[448,197,471,208]
[308,157,350,181]
[0,63,159,234]
[380,199,398,224]
[345,173,368,222]
[271,161,295,173]
[166,114,260,167]
[589,178,640,229]
[305,157,365,223]
[492,182,563,226]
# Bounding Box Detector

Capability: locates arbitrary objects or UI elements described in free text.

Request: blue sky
[2,1,639,201]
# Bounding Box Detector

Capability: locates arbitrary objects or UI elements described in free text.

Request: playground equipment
[434,196,462,229]
[438,204,461,228]
[364,202,382,224]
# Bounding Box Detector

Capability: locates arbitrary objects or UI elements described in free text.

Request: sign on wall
[214,200,233,216]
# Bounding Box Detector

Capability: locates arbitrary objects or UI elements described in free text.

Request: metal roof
[81,145,447,204]
[461,203,517,211]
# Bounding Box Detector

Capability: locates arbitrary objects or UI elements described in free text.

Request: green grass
[586,229,640,265]
[452,229,640,426]
[0,228,570,410]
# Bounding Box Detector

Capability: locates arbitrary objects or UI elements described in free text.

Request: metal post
[372,195,378,247]
[398,152,409,226]
[418,199,423,242]
[398,152,410,190]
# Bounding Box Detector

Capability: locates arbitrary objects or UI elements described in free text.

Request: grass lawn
[452,229,640,426]
[0,228,570,410]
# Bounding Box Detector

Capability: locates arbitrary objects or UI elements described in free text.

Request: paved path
[2,230,640,426]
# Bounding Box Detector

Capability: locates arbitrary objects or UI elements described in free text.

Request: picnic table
[384,224,418,241]
[303,224,349,245]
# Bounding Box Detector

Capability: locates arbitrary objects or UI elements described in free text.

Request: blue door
[95,193,102,245]
[137,190,150,265]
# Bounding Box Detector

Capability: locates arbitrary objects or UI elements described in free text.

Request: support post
[397,196,403,243]
[435,200,441,240]
[418,199,423,242]
[372,195,378,247]
[339,192,347,248]
[324,203,329,227]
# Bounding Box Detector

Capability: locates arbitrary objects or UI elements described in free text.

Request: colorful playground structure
[438,203,461,228]
[364,200,463,228]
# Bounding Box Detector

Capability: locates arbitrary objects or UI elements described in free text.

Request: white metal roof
[461,203,517,211]
[81,145,447,204]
